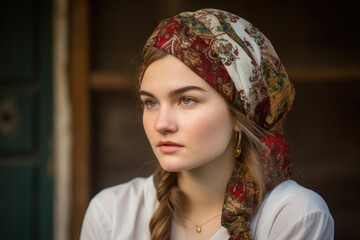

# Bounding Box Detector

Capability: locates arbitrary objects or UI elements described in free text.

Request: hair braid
[149,169,186,240]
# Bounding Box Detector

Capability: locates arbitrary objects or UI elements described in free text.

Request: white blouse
[80,176,334,240]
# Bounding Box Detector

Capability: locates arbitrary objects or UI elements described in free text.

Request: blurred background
[0,0,359,239]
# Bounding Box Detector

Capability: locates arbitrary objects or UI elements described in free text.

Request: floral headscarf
[141,8,295,239]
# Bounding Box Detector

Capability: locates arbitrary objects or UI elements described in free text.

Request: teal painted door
[0,0,53,239]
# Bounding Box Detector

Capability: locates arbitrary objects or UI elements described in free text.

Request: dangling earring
[235,131,242,157]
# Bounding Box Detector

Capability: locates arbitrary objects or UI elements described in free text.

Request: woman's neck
[177,156,235,221]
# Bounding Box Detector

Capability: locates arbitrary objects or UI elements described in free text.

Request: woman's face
[140,54,237,172]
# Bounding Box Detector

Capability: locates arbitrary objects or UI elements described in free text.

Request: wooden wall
[70,0,360,239]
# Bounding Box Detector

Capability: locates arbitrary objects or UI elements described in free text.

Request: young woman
[81,9,334,240]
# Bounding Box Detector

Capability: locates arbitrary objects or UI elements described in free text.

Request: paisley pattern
[141,8,295,240]
[222,133,292,240]
[143,8,295,133]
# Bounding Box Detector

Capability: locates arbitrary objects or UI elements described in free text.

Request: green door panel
[0,1,34,82]
[0,165,35,240]
[0,0,53,239]
[0,91,35,154]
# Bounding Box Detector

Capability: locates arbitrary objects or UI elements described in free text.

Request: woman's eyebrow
[170,86,206,97]
[139,86,206,98]
[139,90,155,98]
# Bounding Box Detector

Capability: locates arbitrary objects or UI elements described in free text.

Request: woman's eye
[181,97,196,105]
[143,100,159,108]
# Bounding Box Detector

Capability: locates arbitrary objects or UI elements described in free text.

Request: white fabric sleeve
[255,180,334,240]
[79,177,153,240]
[80,197,112,240]
[267,206,334,240]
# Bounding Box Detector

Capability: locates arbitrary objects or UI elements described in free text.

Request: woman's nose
[154,106,177,134]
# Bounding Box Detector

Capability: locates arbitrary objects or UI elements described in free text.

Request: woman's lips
[157,141,183,153]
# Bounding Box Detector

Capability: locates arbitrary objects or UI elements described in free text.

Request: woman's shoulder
[80,175,156,240]
[267,180,330,211]
[254,180,334,239]
[94,175,154,203]
[90,175,157,218]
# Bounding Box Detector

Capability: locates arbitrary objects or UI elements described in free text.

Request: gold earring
[235,131,241,157]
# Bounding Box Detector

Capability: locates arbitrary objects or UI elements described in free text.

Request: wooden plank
[288,66,360,81]
[53,0,71,239]
[89,66,360,91]
[90,71,134,90]
[69,0,90,239]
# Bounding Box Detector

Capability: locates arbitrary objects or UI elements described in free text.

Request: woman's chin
[158,158,191,172]
[159,163,185,172]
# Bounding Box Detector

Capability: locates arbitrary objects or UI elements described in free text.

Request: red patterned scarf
[222,133,292,239]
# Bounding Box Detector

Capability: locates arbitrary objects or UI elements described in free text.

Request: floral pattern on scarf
[143,8,295,133]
